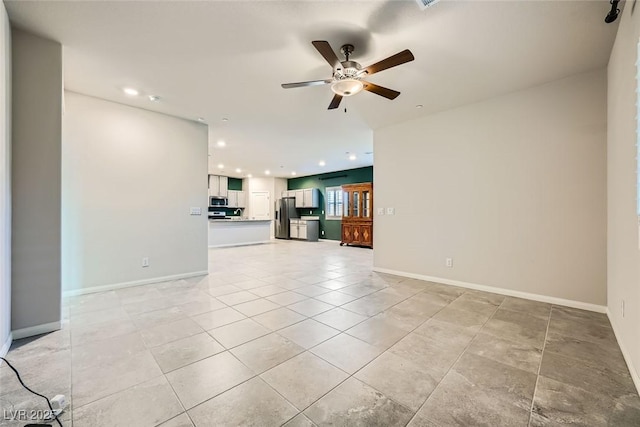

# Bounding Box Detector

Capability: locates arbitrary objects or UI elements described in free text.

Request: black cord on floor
[0,356,62,427]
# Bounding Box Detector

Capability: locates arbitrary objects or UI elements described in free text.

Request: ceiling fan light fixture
[331,79,364,97]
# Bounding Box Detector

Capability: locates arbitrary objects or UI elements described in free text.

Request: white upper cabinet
[281,188,319,208]
[303,188,319,208]
[208,175,220,197]
[218,176,228,197]
[227,190,238,208]
[208,175,230,198]
[295,190,304,207]
[226,190,245,208]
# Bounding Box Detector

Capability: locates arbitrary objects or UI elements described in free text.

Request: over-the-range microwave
[210,196,228,207]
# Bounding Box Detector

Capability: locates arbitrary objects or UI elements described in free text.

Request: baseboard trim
[12,321,61,340]
[209,241,270,248]
[606,309,640,394]
[0,332,12,358]
[372,267,607,313]
[62,270,209,297]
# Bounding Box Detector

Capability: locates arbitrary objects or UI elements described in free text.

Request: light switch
[190,207,202,215]
[377,208,385,215]
[386,207,395,215]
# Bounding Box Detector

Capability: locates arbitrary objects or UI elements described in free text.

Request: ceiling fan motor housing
[334,61,362,80]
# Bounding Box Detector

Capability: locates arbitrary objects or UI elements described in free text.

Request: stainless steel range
[208,210,226,219]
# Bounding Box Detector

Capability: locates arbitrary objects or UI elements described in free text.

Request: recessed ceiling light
[222,118,229,122]
[319,161,326,167]
[349,154,357,161]
[365,151,373,155]
[123,88,139,96]
[416,104,423,108]
[291,171,297,176]
[217,140,226,147]
[197,117,205,122]
[236,168,242,173]
[265,170,271,175]
[148,95,161,102]
[217,163,224,169]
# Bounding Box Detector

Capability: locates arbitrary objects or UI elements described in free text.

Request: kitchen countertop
[209,218,271,223]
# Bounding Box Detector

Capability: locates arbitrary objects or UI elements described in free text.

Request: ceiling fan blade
[328,94,343,110]
[281,79,333,89]
[362,82,400,100]
[312,41,341,69]
[361,49,415,76]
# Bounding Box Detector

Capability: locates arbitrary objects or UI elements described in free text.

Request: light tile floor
[1,240,639,426]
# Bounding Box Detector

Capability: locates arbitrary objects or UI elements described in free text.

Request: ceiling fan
[281,41,415,110]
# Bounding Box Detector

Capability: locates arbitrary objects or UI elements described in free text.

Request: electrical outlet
[321,230,325,236]
[190,207,201,215]
[386,207,395,215]
[446,258,453,268]
[142,257,149,268]
[377,208,385,215]
[622,299,625,318]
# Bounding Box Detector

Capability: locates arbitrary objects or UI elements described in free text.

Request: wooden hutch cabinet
[340,182,373,248]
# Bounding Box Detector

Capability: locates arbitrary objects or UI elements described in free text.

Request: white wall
[11,29,62,335]
[62,92,208,294]
[607,4,640,391]
[374,69,607,309]
[0,2,11,355]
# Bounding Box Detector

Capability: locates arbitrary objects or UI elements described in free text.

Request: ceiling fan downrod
[340,44,355,61]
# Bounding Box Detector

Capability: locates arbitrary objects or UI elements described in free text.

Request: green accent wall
[228,178,243,191]
[288,166,373,241]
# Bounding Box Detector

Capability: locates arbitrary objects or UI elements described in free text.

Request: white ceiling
[5,0,618,178]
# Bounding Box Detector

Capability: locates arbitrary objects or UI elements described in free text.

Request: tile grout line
[68,297,146,413]
[295,286,467,425]
[55,254,526,426]
[527,306,552,427]
[403,294,504,426]
[144,278,410,423]
[60,266,384,424]
[227,278,440,424]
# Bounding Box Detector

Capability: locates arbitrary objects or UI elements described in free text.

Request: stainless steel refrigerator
[275,197,299,239]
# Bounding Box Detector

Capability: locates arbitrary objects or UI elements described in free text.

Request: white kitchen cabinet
[303,188,319,208]
[208,175,230,197]
[227,190,245,208]
[237,191,246,208]
[298,222,308,239]
[282,188,319,208]
[227,190,238,208]
[289,219,299,239]
[218,176,228,197]
[289,219,318,241]
[209,175,220,197]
